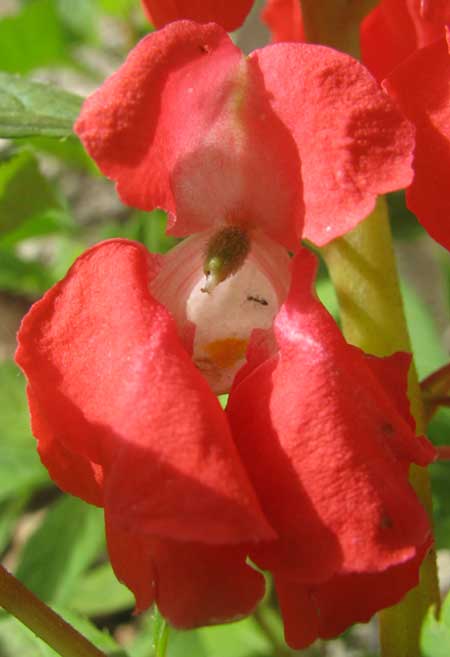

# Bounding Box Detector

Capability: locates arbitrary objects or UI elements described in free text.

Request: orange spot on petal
[205,338,248,369]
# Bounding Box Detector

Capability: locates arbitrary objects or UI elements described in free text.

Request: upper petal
[141,0,254,32]
[251,42,415,245]
[383,33,450,251]
[74,21,303,249]
[227,249,433,582]
[16,239,274,545]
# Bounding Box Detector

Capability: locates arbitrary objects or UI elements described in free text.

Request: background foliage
[0,1,449,656]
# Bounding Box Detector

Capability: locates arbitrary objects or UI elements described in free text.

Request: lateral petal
[227,249,433,582]
[16,239,274,545]
[251,42,415,245]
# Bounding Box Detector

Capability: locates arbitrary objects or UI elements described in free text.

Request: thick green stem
[0,563,108,657]
[322,198,440,657]
[300,0,378,58]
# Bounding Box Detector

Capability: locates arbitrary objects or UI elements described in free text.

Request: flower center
[187,256,278,394]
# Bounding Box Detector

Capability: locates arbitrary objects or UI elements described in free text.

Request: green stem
[322,198,440,657]
[152,609,169,657]
[0,563,108,657]
[300,0,378,58]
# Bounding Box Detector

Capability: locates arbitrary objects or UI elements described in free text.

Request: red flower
[141,0,254,32]
[15,19,435,649]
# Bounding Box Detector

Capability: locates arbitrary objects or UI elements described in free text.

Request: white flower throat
[187,258,278,394]
[151,227,290,395]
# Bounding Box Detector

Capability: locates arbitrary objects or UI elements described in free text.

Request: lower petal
[106,514,266,625]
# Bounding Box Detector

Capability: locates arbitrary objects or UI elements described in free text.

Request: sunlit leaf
[422,591,450,657]
[71,562,134,616]
[15,495,105,606]
[0,361,49,501]
[0,72,82,138]
[0,0,69,74]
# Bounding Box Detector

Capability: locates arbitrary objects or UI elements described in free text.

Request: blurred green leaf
[56,0,99,44]
[99,0,135,18]
[101,210,178,254]
[421,591,450,657]
[16,495,105,605]
[0,150,66,237]
[0,248,54,296]
[400,279,447,379]
[27,135,98,172]
[0,72,83,138]
[0,0,69,74]
[0,361,49,501]
[0,493,29,554]
[71,562,134,616]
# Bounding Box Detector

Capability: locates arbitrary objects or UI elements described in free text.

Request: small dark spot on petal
[199,44,210,53]
[382,422,395,435]
[381,514,393,529]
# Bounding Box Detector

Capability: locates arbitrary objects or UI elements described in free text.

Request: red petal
[75,22,303,249]
[275,540,431,648]
[361,0,449,82]
[227,249,433,582]
[141,0,254,32]
[261,0,304,42]
[106,516,265,623]
[384,34,450,251]
[251,43,415,245]
[16,239,274,545]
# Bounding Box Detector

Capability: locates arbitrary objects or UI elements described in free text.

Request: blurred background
[0,1,450,656]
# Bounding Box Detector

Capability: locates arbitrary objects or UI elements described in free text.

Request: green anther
[202,226,250,293]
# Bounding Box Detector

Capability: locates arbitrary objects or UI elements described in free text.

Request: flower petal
[106,516,265,623]
[16,239,274,545]
[275,541,430,648]
[384,33,450,251]
[361,0,450,82]
[141,0,254,32]
[74,21,303,249]
[227,248,433,582]
[251,42,415,245]
[261,0,304,42]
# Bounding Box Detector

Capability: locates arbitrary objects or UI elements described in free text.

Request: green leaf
[56,0,99,44]
[400,279,447,379]
[98,0,135,18]
[0,150,66,237]
[0,494,30,554]
[0,361,49,501]
[421,591,450,657]
[0,247,55,295]
[71,562,135,616]
[15,495,105,606]
[101,210,179,254]
[0,72,83,138]
[0,0,69,74]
